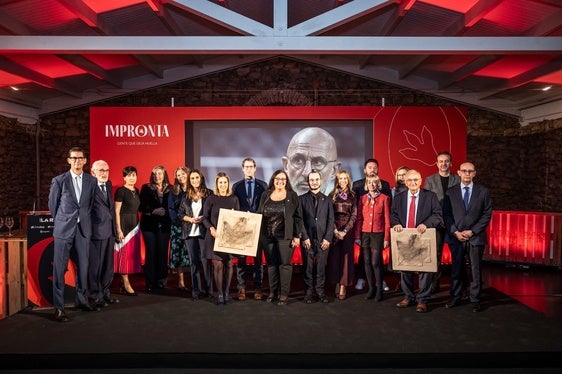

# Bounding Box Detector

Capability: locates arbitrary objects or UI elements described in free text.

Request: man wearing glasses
[232,158,268,300]
[443,162,492,313]
[282,127,341,196]
[424,151,460,294]
[49,147,99,322]
[391,169,442,313]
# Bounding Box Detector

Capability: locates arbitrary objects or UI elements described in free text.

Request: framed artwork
[390,228,438,272]
[213,209,262,257]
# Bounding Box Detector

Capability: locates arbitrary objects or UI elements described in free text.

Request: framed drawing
[390,228,438,272]
[213,208,262,257]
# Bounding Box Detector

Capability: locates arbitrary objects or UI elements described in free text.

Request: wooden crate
[0,233,28,319]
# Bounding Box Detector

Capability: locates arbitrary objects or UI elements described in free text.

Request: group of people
[48,145,492,322]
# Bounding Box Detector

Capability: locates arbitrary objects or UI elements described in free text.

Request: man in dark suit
[89,160,119,308]
[352,158,392,292]
[443,162,492,312]
[424,151,461,293]
[391,169,442,313]
[232,157,268,300]
[300,170,335,303]
[48,147,99,322]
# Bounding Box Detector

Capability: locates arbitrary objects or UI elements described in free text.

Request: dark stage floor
[0,262,561,372]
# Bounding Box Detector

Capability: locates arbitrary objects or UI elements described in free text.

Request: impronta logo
[105,124,170,137]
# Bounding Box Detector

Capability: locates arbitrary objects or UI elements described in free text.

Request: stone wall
[1,57,561,224]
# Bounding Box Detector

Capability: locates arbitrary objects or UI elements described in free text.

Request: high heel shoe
[216,294,225,305]
[120,285,137,296]
[338,285,346,300]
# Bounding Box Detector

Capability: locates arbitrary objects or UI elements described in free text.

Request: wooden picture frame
[213,208,262,257]
[390,228,438,272]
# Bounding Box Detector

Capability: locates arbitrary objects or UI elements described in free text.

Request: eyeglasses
[243,165,255,169]
[397,173,407,177]
[459,169,475,174]
[288,154,335,171]
[406,178,420,183]
[96,169,110,173]
[274,177,287,181]
[68,157,85,161]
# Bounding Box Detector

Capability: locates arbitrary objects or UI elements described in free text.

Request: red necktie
[407,195,416,228]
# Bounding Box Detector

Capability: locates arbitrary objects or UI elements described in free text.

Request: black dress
[114,186,142,274]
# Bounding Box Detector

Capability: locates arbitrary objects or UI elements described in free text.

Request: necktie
[246,179,253,201]
[75,175,81,201]
[463,186,470,209]
[101,183,108,201]
[407,195,416,228]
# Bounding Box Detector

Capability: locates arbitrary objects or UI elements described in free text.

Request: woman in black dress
[139,165,172,293]
[114,166,142,295]
[202,172,239,305]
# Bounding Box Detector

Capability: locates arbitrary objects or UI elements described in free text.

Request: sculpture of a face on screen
[282,127,340,195]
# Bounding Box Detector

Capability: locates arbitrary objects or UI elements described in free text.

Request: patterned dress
[168,190,190,269]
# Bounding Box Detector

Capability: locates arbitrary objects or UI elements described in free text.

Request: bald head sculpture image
[282,127,340,195]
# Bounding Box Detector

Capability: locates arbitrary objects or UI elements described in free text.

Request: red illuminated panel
[5,55,87,78]
[420,0,479,14]
[473,56,556,79]
[82,0,146,14]
[483,0,545,32]
[0,71,30,87]
[535,71,562,85]
[83,54,138,70]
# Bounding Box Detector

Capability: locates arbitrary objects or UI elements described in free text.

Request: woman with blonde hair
[327,170,357,300]
[202,172,240,305]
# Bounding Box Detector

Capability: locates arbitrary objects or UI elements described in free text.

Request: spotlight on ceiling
[542,86,552,91]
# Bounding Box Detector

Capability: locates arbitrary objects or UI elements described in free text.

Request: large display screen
[187,120,373,195]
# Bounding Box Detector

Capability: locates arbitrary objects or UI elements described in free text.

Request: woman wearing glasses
[257,170,303,305]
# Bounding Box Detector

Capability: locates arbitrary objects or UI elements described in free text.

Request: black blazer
[299,191,335,243]
[91,180,116,240]
[257,190,303,240]
[139,183,171,233]
[390,188,442,229]
[444,184,492,246]
[178,193,211,239]
[232,177,268,213]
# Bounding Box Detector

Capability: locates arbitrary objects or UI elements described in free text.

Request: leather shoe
[472,302,481,312]
[253,290,263,300]
[95,299,109,308]
[416,303,428,313]
[54,308,69,322]
[104,297,119,305]
[304,294,313,304]
[445,299,461,308]
[76,303,100,312]
[396,299,414,308]
[237,288,246,301]
[318,295,329,303]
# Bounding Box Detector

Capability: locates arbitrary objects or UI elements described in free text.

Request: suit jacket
[257,190,304,240]
[390,189,442,229]
[91,180,116,240]
[233,177,268,213]
[353,178,392,201]
[424,173,461,205]
[48,170,97,240]
[444,184,492,246]
[299,191,335,243]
